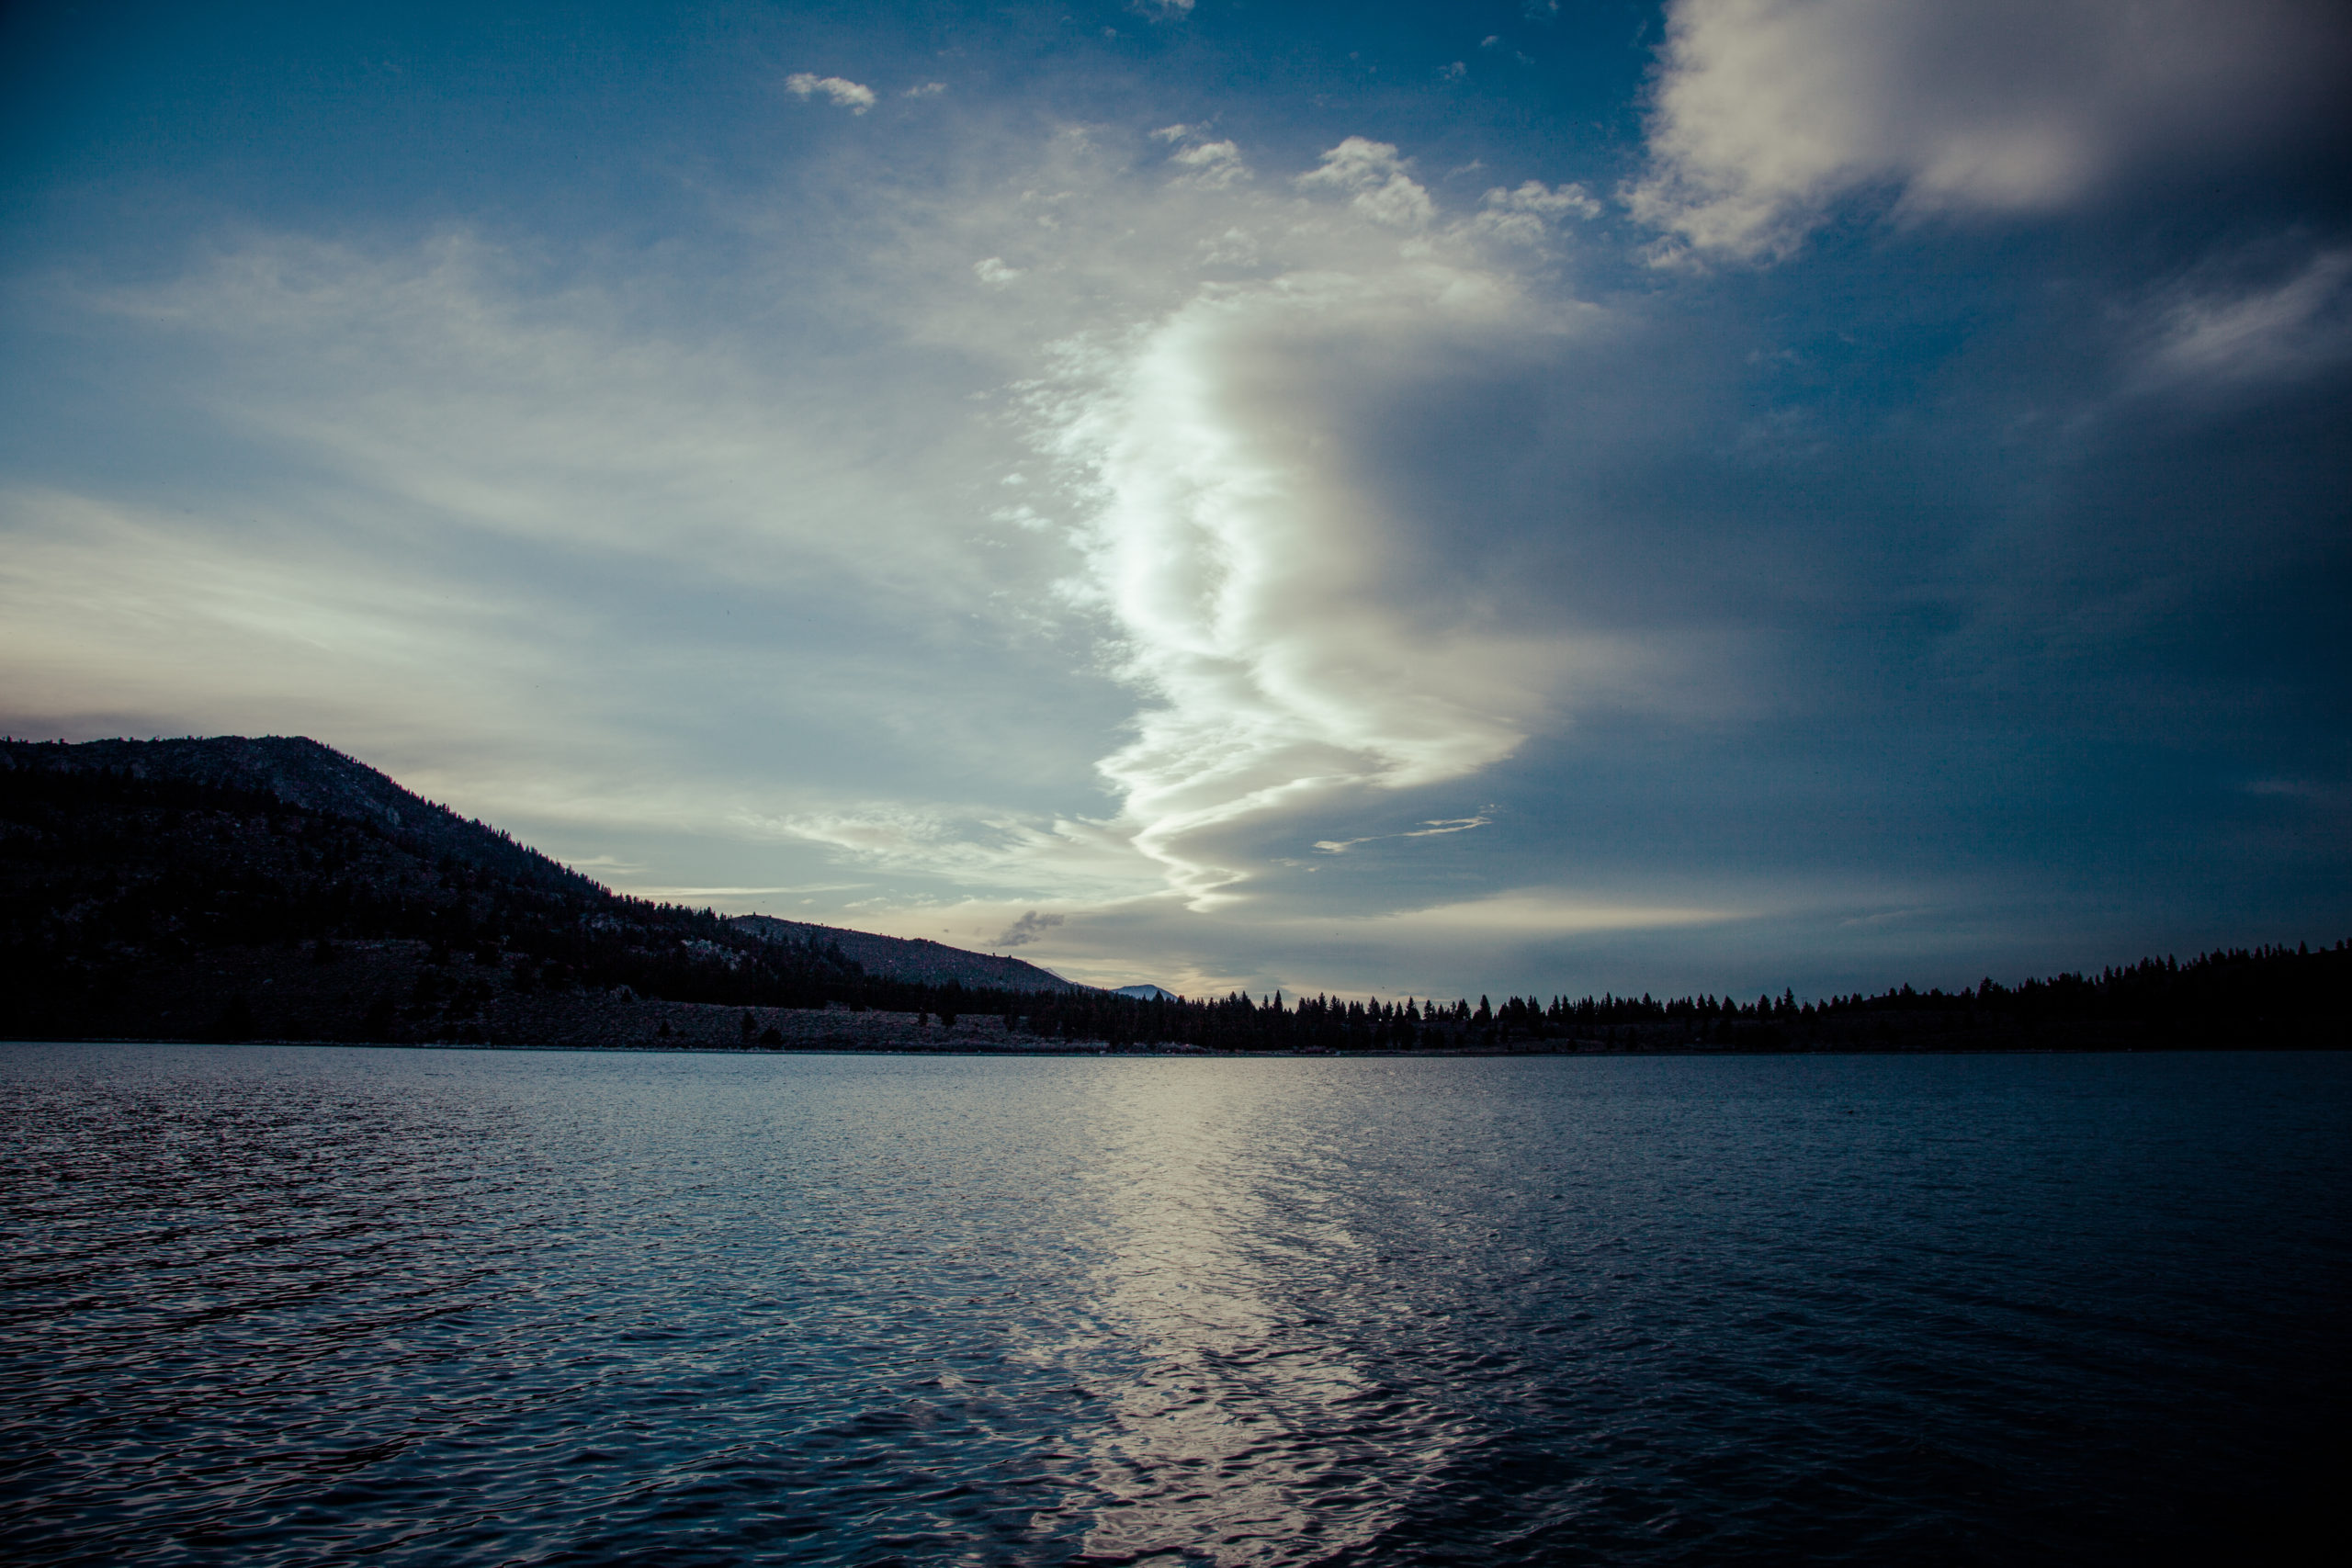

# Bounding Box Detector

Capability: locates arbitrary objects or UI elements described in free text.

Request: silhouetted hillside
[0,737,963,1043]
[729,915,1090,993]
[6,736,601,897]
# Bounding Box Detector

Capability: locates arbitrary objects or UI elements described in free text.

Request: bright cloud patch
[786,73,877,113]
[1362,889,1736,936]
[1632,0,2352,260]
[1295,138,1435,230]
[1313,817,1492,854]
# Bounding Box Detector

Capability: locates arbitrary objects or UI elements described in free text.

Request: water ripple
[2,1046,2346,1564]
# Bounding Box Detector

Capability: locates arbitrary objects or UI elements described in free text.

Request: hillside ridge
[2,735,602,897]
[0,736,1121,1045]
[6,738,1106,992]
[729,915,1091,995]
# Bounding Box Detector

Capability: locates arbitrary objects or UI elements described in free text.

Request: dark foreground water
[2,1046,2345,1566]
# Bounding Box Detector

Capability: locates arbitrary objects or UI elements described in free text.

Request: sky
[4,0,2348,1001]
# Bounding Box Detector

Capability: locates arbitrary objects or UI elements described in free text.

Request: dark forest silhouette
[4,738,2344,1052]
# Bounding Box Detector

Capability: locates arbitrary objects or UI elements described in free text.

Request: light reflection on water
[1057,1069,1458,1563]
[1,1044,2346,1565]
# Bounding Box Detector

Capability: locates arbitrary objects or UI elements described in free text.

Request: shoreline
[7,1036,2340,1059]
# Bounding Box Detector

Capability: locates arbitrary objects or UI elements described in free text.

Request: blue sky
[5,0,2348,999]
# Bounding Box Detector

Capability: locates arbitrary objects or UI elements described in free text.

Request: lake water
[2,1045,2345,1565]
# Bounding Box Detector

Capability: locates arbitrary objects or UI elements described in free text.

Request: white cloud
[786,73,876,113]
[1057,273,1570,903]
[1296,137,1435,230]
[2143,249,2352,389]
[1195,227,1260,266]
[904,82,946,98]
[1013,153,1623,906]
[1169,138,1250,188]
[1361,889,1735,935]
[1475,179,1602,244]
[1487,181,1600,220]
[742,803,1161,903]
[974,255,1024,286]
[1632,0,2352,261]
[1312,816,1492,854]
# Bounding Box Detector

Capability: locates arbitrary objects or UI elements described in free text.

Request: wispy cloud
[738,804,1164,904]
[1474,180,1600,244]
[786,73,876,113]
[1361,889,1736,935]
[1168,138,1250,189]
[1312,816,1492,853]
[994,909,1065,947]
[2142,249,2352,390]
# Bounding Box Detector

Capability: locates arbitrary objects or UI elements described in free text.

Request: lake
[2,1044,2344,1564]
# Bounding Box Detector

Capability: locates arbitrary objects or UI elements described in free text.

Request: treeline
[994,943,2350,1052]
[3,754,2346,1051]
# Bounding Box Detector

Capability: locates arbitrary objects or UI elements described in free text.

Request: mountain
[729,914,1091,994]
[4,736,604,897]
[1114,984,1178,1000]
[0,736,1062,1044]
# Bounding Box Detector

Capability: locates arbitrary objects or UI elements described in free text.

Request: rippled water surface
[3,1045,2346,1565]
